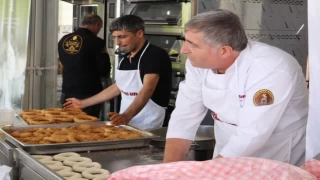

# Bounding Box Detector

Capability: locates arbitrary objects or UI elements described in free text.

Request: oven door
[124,1,191,36]
[145,34,183,62]
[129,2,182,25]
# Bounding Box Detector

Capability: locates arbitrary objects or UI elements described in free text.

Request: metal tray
[0,121,159,155]
[149,126,215,150]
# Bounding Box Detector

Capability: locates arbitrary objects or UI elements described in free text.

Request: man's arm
[83,83,121,108]
[164,139,192,163]
[109,74,159,125]
[64,83,121,109]
[164,139,221,162]
[163,60,207,163]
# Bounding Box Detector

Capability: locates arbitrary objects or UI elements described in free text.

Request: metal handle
[190,142,200,148]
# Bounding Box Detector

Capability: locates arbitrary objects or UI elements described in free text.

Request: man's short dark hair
[109,15,145,33]
[81,14,102,26]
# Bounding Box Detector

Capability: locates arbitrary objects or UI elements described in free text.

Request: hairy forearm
[82,84,120,108]
[163,138,192,163]
[122,86,154,120]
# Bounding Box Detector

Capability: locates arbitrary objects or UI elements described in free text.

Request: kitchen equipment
[149,125,215,161]
[1,121,159,155]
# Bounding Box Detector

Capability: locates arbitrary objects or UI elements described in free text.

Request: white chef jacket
[167,41,308,166]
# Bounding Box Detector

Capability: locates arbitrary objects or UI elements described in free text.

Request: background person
[58,14,111,118]
[64,15,172,130]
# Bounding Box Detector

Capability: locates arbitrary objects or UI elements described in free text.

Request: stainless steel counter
[0,117,199,178]
[0,116,26,180]
[13,114,27,126]
[77,145,197,173]
[19,145,190,179]
[13,144,172,179]
[0,138,201,179]
[78,146,164,173]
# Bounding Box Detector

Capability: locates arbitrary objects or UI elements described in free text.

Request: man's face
[112,29,143,53]
[181,30,222,69]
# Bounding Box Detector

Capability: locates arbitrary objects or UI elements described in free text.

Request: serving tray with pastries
[0,121,158,154]
[19,108,98,125]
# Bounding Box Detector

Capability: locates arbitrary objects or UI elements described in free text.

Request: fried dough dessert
[8,124,143,144]
[20,108,87,125]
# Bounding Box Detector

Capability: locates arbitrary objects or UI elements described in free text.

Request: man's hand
[107,112,131,126]
[215,155,223,158]
[64,98,83,109]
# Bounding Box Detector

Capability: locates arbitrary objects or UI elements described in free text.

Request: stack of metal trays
[0,121,159,154]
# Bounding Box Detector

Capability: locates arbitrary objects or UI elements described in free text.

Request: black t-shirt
[58,28,111,96]
[119,41,172,107]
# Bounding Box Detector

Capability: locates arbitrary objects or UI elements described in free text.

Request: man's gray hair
[185,9,248,51]
[81,14,103,26]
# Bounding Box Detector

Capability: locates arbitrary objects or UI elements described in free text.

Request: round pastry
[20,109,42,114]
[53,152,81,161]
[67,134,78,143]
[33,131,51,137]
[41,108,63,115]
[57,171,82,179]
[74,115,98,123]
[28,116,53,125]
[50,115,74,123]
[68,178,89,180]
[20,112,41,118]
[32,155,53,161]
[63,157,92,167]
[44,111,61,117]
[43,135,69,143]
[40,160,63,166]
[72,162,102,172]
[47,165,72,172]
[82,169,109,179]
[61,111,86,116]
[22,114,44,122]
[61,108,82,112]
[11,131,32,138]
[93,175,109,180]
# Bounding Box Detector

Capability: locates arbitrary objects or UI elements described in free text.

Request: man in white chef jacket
[164,9,308,166]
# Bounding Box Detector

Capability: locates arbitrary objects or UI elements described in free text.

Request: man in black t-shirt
[58,14,111,118]
[64,15,172,130]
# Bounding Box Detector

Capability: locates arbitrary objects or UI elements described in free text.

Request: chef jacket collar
[220,42,251,75]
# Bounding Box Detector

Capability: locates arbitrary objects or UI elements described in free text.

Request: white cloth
[115,43,165,130]
[306,0,320,161]
[0,165,12,180]
[167,41,308,166]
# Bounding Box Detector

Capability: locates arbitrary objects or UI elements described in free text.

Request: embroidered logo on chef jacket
[63,35,82,55]
[253,89,274,106]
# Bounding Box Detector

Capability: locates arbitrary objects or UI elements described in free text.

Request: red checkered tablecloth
[109,157,319,180]
[301,159,320,179]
